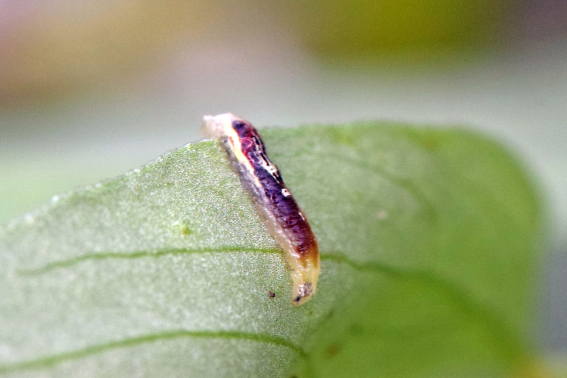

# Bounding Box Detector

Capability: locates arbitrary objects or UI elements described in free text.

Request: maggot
[203,113,320,305]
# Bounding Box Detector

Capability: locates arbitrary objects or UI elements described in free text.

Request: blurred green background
[0,0,566,369]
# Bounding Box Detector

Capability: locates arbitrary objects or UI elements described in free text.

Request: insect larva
[202,113,320,306]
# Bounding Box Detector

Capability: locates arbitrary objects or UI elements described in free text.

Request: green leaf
[0,121,543,377]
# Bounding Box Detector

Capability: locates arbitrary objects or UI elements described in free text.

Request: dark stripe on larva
[232,120,317,259]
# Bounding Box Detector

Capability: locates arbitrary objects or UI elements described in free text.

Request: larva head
[291,258,320,306]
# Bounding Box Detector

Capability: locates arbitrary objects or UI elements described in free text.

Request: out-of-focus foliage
[0,0,214,106]
[272,0,509,57]
[0,0,514,106]
[0,122,543,377]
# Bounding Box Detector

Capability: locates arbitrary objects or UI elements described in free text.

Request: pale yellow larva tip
[292,283,315,306]
[290,260,320,306]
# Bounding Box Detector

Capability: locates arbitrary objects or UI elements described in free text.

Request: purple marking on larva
[233,120,317,259]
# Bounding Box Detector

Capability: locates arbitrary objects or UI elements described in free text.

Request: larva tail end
[202,113,236,139]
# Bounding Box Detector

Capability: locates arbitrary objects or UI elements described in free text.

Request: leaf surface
[0,122,542,377]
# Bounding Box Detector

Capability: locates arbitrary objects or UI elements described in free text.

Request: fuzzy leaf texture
[0,122,542,378]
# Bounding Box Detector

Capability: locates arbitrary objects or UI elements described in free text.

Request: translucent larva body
[202,113,320,305]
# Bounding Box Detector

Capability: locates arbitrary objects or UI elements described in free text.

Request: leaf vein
[17,246,282,276]
[0,330,305,375]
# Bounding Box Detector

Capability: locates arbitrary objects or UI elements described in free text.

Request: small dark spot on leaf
[268,290,276,298]
[166,182,174,187]
[326,343,341,358]
[308,311,313,315]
